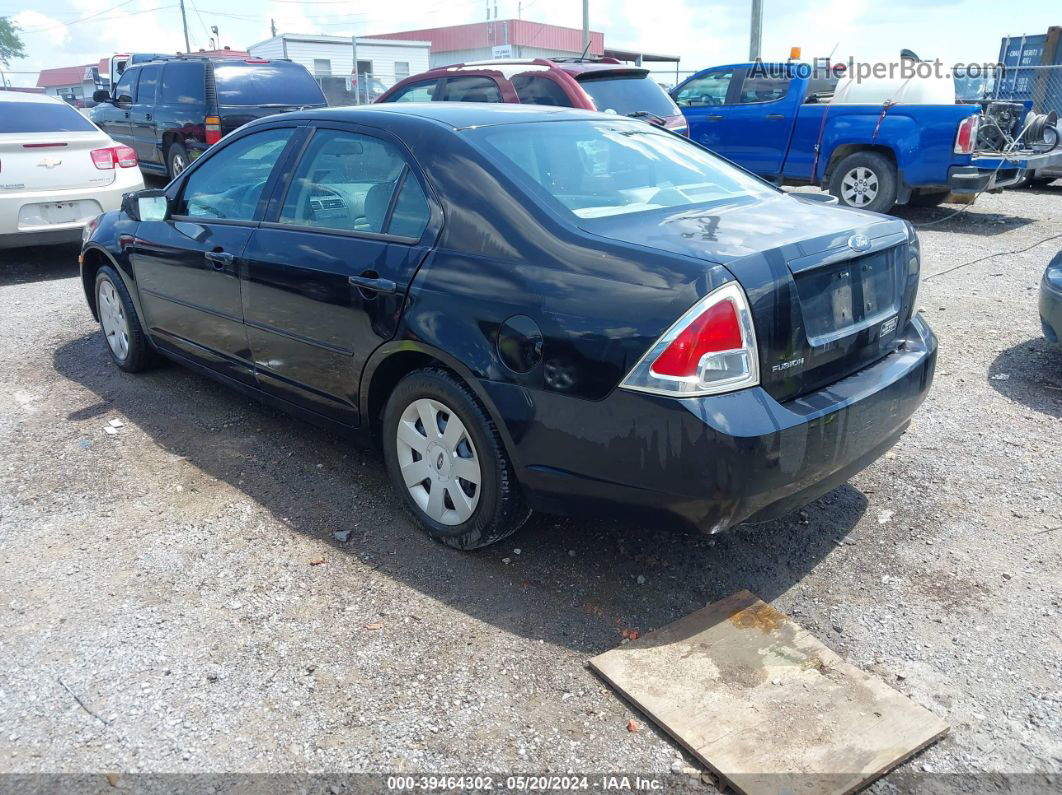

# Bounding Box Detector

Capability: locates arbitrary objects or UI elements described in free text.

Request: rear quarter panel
[785,103,973,187]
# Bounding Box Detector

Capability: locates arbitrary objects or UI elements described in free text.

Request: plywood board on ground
[589,590,948,795]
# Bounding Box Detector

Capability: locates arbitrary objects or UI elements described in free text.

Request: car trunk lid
[580,194,918,403]
[0,131,117,193]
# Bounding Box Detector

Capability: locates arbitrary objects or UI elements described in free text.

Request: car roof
[410,58,648,80]
[0,91,69,105]
[278,102,616,130]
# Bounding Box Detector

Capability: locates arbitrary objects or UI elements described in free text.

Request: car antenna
[579,40,592,61]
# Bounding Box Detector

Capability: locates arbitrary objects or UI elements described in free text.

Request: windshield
[0,102,97,133]
[471,120,776,219]
[577,74,679,118]
[214,63,326,106]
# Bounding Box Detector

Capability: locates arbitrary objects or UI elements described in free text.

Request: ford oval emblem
[848,234,871,252]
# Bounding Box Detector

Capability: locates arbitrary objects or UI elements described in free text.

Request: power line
[16,0,139,32]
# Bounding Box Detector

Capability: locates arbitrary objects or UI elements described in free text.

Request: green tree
[1,17,27,68]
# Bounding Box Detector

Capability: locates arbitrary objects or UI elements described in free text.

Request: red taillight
[651,299,742,376]
[205,115,222,145]
[91,145,138,170]
[621,282,760,397]
[954,114,979,154]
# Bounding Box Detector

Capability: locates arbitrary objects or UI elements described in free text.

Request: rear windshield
[471,120,775,220]
[0,102,97,133]
[577,74,680,118]
[214,63,326,106]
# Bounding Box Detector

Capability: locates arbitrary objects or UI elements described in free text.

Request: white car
[0,92,144,249]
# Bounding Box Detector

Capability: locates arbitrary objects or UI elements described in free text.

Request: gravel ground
[0,186,1060,792]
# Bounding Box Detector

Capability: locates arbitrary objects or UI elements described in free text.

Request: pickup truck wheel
[167,143,189,179]
[829,152,898,213]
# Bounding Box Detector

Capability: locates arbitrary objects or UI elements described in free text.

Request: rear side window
[136,64,161,105]
[178,128,293,220]
[278,129,428,238]
[737,73,789,104]
[512,75,573,107]
[437,76,502,103]
[577,74,678,117]
[214,63,325,106]
[387,79,437,102]
[0,102,97,133]
[161,62,205,105]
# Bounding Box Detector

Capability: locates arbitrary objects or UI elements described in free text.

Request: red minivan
[376,57,687,135]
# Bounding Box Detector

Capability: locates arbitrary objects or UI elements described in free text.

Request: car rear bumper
[1041,257,1062,347]
[0,172,142,249]
[497,313,937,532]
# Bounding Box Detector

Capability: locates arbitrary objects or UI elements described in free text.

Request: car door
[130,126,299,385]
[672,68,741,155]
[241,124,438,424]
[100,67,139,147]
[716,69,796,176]
[129,63,161,165]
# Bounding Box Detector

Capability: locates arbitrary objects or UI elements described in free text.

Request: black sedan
[1041,251,1062,349]
[79,104,937,549]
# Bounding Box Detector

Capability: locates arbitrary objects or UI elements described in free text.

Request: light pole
[582,0,589,53]
[749,0,762,61]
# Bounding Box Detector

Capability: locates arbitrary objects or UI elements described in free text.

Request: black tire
[166,142,189,179]
[94,265,154,373]
[828,151,898,213]
[907,190,950,208]
[382,368,530,550]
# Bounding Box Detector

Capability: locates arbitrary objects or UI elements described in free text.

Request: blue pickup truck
[672,62,1062,213]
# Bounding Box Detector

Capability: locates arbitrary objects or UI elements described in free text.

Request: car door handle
[204,251,235,269]
[348,274,397,295]
[707,114,724,121]
[766,114,785,120]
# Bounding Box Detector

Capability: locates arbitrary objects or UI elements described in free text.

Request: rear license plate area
[44,202,79,224]
[793,251,900,345]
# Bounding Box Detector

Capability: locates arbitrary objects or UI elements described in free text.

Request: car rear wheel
[95,265,153,372]
[167,142,189,179]
[829,151,898,213]
[382,368,530,549]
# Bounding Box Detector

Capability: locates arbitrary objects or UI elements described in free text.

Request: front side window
[737,73,789,104]
[438,76,502,103]
[114,69,138,104]
[178,128,293,221]
[673,70,735,107]
[279,129,429,238]
[473,120,776,220]
[387,79,437,103]
[512,74,573,107]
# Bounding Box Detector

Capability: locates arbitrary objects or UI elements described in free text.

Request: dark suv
[91,56,326,178]
[377,57,686,134]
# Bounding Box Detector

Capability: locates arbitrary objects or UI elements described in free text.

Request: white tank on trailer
[831,63,957,105]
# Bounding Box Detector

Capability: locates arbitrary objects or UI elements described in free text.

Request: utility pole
[271,18,277,37]
[749,0,762,60]
[582,0,589,52]
[178,0,191,53]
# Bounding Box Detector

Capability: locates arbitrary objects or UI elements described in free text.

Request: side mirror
[92,89,112,104]
[123,189,169,222]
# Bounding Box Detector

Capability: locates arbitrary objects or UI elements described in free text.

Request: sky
[0,0,1058,87]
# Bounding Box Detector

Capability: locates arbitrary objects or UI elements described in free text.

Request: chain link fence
[315,73,397,107]
[987,63,1062,115]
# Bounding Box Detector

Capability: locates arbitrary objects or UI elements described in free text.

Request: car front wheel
[382,368,530,549]
[95,265,153,372]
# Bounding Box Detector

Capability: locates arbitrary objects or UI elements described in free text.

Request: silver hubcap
[172,153,186,175]
[841,166,879,206]
[97,280,130,361]
[396,398,481,526]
